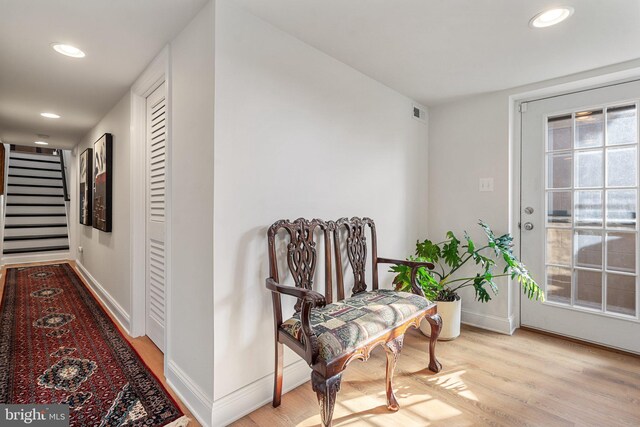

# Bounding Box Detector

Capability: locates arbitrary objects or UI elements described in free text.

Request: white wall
[428,58,640,333]
[71,92,132,323]
[428,91,514,331]
[167,0,215,423]
[211,0,428,420]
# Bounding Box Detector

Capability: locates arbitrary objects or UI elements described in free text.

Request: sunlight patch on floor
[428,369,477,401]
[296,387,463,426]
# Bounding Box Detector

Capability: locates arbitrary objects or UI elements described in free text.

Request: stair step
[9,167,62,179]
[5,223,67,229]
[6,186,64,196]
[8,176,64,186]
[6,213,66,217]
[7,193,63,198]
[8,183,63,189]
[9,160,61,171]
[3,245,69,255]
[4,236,69,250]
[9,152,60,161]
[7,196,65,205]
[9,165,61,173]
[4,234,68,241]
[6,205,66,215]
[10,156,60,165]
[5,226,69,237]
[7,203,66,207]
[5,216,67,226]
[8,174,62,180]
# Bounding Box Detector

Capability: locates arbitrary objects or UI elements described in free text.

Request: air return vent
[412,104,426,123]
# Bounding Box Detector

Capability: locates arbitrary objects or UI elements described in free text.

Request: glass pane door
[545,104,638,317]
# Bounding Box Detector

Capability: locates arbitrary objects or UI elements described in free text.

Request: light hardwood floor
[234,325,640,427]
[0,261,201,427]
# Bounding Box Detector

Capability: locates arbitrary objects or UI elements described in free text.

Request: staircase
[3,151,70,256]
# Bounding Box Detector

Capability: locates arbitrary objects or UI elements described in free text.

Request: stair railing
[59,150,70,202]
[0,144,10,259]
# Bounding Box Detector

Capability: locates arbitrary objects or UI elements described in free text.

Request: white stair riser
[10,153,61,162]
[9,168,62,178]
[6,195,64,204]
[5,216,67,226]
[3,238,69,250]
[4,227,69,237]
[7,186,64,196]
[9,159,60,170]
[6,205,66,215]
[7,176,63,187]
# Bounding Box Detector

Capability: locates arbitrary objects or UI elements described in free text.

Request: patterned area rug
[0,263,188,427]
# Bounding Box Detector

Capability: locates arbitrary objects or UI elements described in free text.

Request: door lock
[523,222,534,231]
[524,207,534,215]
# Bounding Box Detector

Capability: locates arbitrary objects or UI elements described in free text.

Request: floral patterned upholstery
[280,289,431,363]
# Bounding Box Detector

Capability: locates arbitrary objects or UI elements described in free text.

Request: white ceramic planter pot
[420,299,462,340]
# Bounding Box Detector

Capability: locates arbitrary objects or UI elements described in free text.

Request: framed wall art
[79,148,92,225]
[93,133,112,232]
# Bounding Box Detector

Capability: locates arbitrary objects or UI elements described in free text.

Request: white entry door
[145,82,167,351]
[521,80,640,353]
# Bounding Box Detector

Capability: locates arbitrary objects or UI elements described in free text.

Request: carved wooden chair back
[267,218,333,319]
[333,217,379,300]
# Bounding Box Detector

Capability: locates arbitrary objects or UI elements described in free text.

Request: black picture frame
[79,148,92,225]
[93,133,112,232]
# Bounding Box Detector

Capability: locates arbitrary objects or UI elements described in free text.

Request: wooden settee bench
[266,217,442,426]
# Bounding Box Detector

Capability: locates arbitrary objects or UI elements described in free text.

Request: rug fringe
[164,415,191,427]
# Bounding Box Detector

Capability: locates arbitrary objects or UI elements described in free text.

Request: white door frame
[510,66,640,330]
[130,46,172,366]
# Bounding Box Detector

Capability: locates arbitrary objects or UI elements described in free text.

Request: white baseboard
[211,359,311,427]
[75,260,131,334]
[166,360,213,427]
[2,252,71,266]
[461,309,515,335]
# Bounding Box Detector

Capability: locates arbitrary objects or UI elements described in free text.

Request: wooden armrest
[377,257,435,270]
[266,277,325,363]
[377,257,434,297]
[266,277,327,306]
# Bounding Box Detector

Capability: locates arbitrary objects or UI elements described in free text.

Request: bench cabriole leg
[426,313,443,373]
[311,370,342,427]
[384,335,404,411]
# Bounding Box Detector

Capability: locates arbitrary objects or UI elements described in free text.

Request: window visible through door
[545,103,638,317]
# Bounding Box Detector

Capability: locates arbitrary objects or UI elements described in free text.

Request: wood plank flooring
[5,261,637,426]
[0,261,201,427]
[234,325,640,427]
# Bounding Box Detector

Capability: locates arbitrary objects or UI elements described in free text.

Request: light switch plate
[479,178,494,192]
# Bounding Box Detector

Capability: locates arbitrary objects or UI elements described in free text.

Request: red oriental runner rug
[0,263,188,427]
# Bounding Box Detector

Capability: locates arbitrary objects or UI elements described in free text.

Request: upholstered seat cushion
[280,289,431,363]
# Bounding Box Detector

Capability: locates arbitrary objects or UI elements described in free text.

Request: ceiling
[3,1,640,150]
[236,0,640,106]
[0,0,208,149]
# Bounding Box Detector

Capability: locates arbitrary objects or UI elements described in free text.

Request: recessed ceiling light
[34,141,49,145]
[51,43,85,58]
[40,112,60,119]
[530,7,574,28]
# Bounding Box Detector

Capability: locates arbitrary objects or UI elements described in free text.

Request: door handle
[523,222,534,231]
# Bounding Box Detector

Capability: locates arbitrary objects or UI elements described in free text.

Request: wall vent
[412,104,426,123]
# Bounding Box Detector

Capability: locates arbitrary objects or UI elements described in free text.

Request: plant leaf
[442,232,461,268]
[416,239,441,261]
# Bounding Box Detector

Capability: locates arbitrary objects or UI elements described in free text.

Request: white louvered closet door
[145,82,167,351]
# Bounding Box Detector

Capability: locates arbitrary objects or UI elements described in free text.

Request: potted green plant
[391,221,543,340]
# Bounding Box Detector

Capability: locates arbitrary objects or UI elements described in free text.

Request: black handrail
[59,151,70,202]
